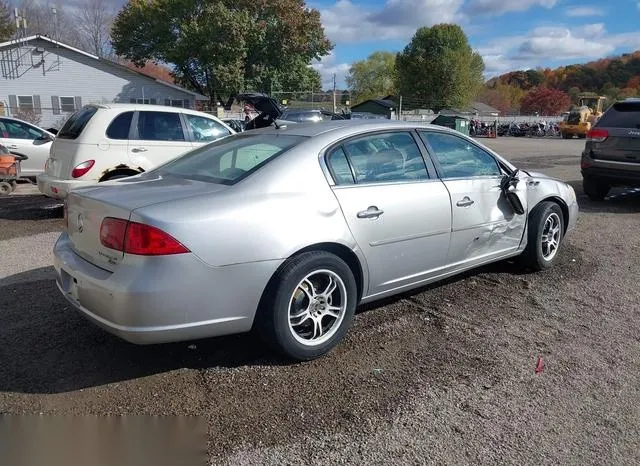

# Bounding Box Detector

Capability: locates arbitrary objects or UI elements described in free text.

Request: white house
[0,35,208,129]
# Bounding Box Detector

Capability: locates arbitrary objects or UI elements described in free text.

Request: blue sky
[309,0,640,88]
[59,0,640,89]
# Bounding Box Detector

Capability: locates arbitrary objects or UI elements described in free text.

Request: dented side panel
[443,175,528,265]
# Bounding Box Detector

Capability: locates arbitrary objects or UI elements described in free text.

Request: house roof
[352,99,395,109]
[470,102,500,115]
[0,35,208,100]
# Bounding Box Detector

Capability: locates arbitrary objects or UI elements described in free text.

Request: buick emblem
[77,213,84,233]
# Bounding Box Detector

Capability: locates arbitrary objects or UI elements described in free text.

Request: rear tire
[521,202,564,271]
[255,251,357,361]
[583,177,610,201]
[561,132,570,139]
[0,181,12,195]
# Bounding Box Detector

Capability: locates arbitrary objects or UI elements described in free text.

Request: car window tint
[57,106,98,139]
[342,132,428,183]
[137,111,185,141]
[327,147,354,185]
[596,102,640,129]
[186,114,231,142]
[1,119,41,140]
[156,134,306,185]
[419,131,500,178]
[106,112,133,140]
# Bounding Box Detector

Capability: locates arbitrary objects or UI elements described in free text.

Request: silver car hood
[71,173,228,212]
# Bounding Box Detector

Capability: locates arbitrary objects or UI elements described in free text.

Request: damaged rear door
[418,130,527,266]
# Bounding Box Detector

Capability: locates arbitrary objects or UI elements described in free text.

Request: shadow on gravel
[0,194,63,220]
[567,180,640,214]
[0,248,573,395]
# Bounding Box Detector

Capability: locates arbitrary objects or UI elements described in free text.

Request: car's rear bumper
[37,173,96,199]
[53,232,282,344]
[581,152,640,186]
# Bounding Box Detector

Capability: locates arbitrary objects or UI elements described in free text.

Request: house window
[136,98,150,104]
[170,99,184,108]
[18,95,34,111]
[59,96,76,113]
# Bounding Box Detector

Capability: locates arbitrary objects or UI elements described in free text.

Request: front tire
[256,251,357,361]
[583,177,610,201]
[522,202,564,271]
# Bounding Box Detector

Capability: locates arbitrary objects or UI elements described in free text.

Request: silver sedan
[54,121,578,360]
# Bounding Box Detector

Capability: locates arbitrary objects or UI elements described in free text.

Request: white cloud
[467,0,558,16]
[475,23,640,77]
[320,0,464,44]
[517,25,615,59]
[564,6,605,17]
[311,52,350,90]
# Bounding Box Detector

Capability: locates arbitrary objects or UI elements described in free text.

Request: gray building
[0,35,207,129]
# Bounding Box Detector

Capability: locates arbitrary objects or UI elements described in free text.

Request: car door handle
[456,197,475,207]
[6,144,18,149]
[357,206,384,219]
[131,147,148,153]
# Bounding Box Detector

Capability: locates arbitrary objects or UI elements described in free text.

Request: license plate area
[60,268,80,302]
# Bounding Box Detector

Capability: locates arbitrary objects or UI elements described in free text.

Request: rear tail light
[581,160,592,169]
[71,160,95,178]
[100,217,189,256]
[587,128,608,143]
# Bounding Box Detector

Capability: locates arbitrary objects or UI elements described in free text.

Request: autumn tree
[396,24,484,112]
[346,51,396,104]
[75,0,114,57]
[111,0,331,104]
[520,88,571,115]
[0,0,15,41]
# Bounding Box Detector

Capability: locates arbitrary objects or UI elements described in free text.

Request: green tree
[346,51,396,103]
[0,0,16,41]
[111,0,331,104]
[396,24,484,112]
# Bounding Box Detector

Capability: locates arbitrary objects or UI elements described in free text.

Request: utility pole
[332,73,337,114]
[399,95,403,121]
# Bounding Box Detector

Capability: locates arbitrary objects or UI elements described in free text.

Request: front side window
[136,111,185,141]
[339,132,429,184]
[155,133,306,185]
[0,119,42,140]
[185,114,231,142]
[419,131,500,179]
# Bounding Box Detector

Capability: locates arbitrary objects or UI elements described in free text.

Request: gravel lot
[1,137,639,465]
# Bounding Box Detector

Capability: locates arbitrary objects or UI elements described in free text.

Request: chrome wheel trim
[541,212,561,261]
[287,269,347,347]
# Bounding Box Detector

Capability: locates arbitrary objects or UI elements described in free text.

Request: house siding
[0,38,198,128]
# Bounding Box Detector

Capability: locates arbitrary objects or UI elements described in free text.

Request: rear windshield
[154,133,307,185]
[57,106,98,139]
[596,102,640,129]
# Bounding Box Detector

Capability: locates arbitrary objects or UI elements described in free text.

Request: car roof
[249,120,454,137]
[87,103,220,117]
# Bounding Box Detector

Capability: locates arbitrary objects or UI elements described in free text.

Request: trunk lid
[66,174,229,271]
[47,138,84,179]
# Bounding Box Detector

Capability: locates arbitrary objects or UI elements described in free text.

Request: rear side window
[106,112,133,140]
[57,106,98,139]
[136,111,185,141]
[327,147,355,185]
[597,102,640,129]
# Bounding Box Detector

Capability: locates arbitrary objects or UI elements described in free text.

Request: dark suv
[581,99,640,200]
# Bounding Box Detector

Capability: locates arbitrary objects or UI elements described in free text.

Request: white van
[37,104,234,199]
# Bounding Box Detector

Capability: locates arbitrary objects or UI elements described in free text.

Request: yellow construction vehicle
[559,93,606,139]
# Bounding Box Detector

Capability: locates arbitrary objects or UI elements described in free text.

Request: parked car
[54,121,578,360]
[37,104,234,199]
[222,118,246,133]
[581,99,640,200]
[280,108,346,123]
[0,116,56,178]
